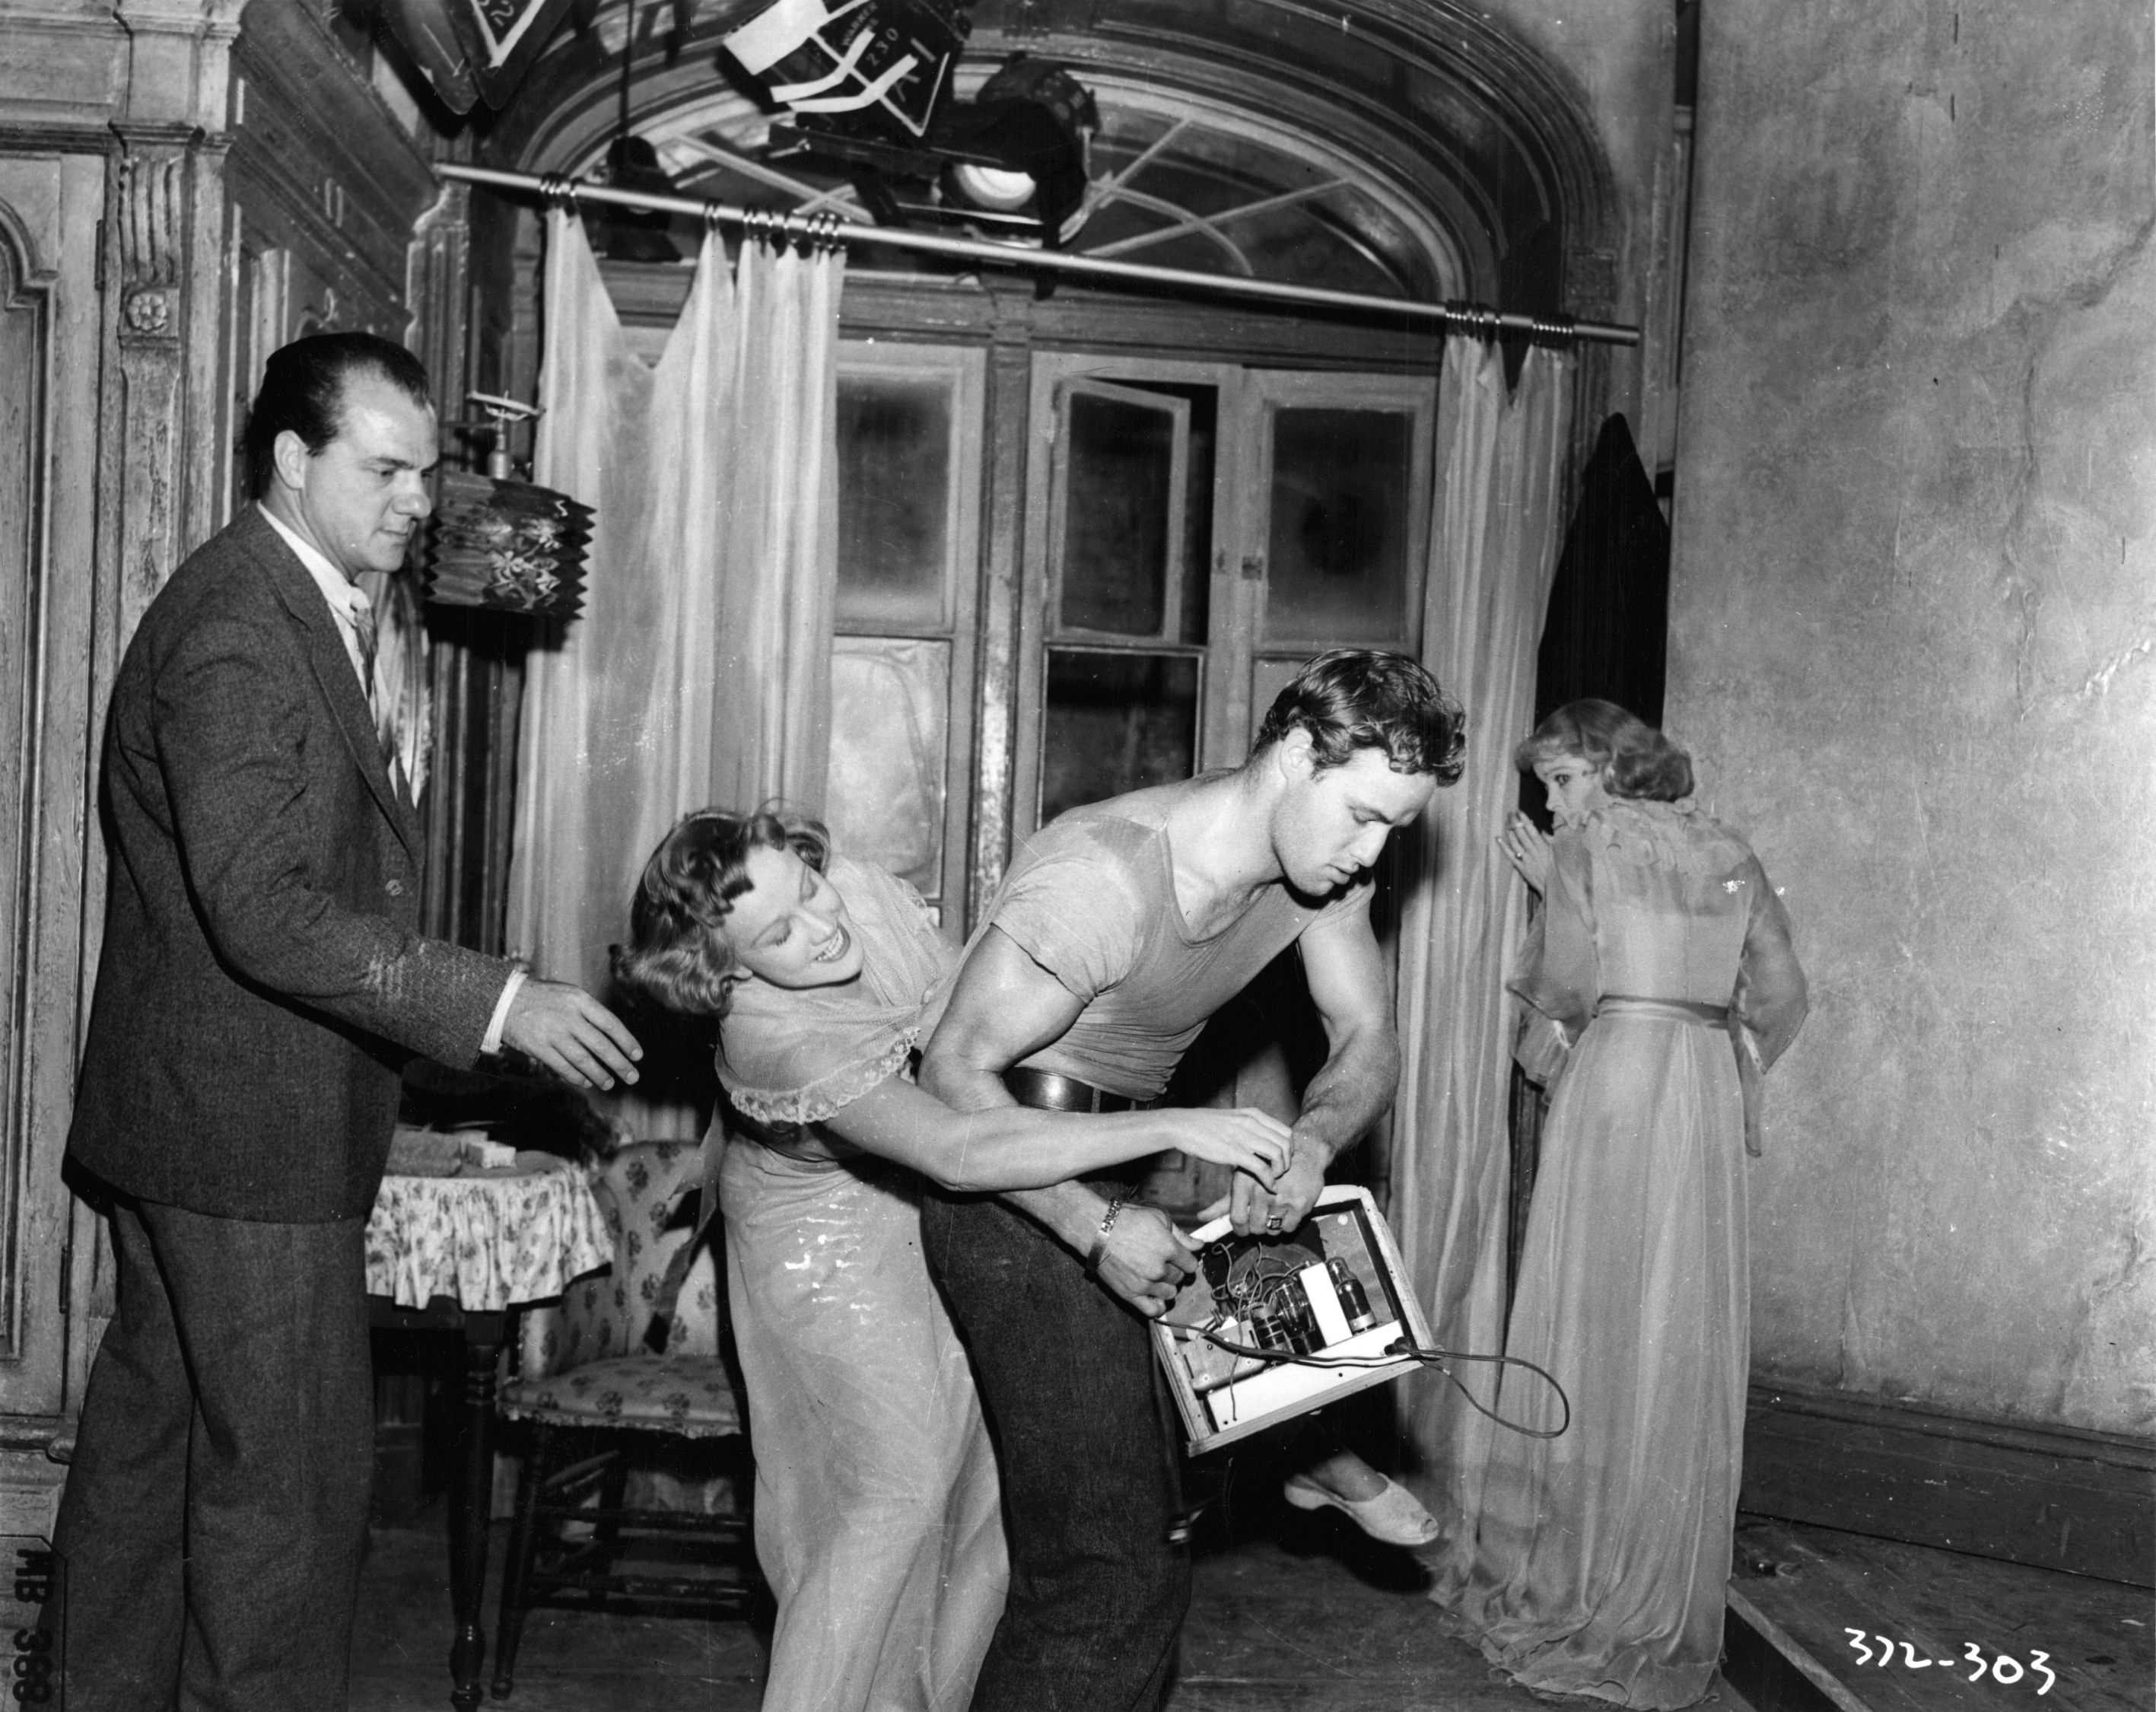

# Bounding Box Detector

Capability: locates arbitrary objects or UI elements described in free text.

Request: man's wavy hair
[243,331,431,500]
[1515,698,1693,802]
[1251,648,1466,785]
[611,808,832,1018]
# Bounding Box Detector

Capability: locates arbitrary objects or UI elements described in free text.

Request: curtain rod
[439,162,1639,348]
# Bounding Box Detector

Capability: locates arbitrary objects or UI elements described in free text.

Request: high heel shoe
[1283,1472,1442,1546]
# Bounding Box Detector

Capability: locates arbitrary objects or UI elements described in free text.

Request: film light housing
[376,0,589,113]
[725,0,971,142]
[720,0,1098,248]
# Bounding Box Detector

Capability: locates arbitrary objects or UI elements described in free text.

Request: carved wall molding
[0,199,54,1368]
[113,143,188,345]
[100,123,231,633]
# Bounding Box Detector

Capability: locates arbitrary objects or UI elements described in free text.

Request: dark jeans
[922,1191,1190,1712]
[49,1197,374,1712]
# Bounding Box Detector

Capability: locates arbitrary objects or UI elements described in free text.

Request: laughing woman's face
[721,845,865,990]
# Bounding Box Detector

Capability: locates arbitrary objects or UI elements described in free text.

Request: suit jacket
[69,506,514,1221]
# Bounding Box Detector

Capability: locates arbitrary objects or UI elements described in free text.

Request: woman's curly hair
[1515,698,1693,802]
[611,807,831,1017]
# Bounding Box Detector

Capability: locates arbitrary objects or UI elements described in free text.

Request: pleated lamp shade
[421,467,593,619]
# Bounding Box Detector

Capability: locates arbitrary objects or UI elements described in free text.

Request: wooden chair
[489,1140,757,1699]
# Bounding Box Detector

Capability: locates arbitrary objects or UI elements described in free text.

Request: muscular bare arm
[921,927,1201,1312]
[1229,903,1402,1235]
[817,1076,1288,1194]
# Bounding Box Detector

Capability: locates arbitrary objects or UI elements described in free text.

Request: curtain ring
[702,199,723,236]
[815,211,842,253]
[539,172,580,214]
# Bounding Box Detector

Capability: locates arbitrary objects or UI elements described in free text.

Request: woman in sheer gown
[614,808,1292,1712]
[1433,702,1808,1709]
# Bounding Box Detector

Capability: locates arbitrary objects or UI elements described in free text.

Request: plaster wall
[1489,0,1674,305]
[1485,0,1677,440]
[1670,0,2156,1434]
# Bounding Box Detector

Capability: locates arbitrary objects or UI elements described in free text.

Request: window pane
[1040,650,1198,825]
[1059,393,1176,637]
[826,638,949,899]
[1249,655,1307,733]
[1264,407,1413,644]
[836,375,951,629]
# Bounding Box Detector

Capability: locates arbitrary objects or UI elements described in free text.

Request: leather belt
[1003,1066,1159,1114]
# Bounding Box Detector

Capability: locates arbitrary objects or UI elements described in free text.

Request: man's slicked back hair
[242,331,431,500]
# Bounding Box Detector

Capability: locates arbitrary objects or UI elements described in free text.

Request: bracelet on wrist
[1083,1196,1126,1277]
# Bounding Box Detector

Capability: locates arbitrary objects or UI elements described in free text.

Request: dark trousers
[922,1192,1190,1712]
[50,1198,374,1712]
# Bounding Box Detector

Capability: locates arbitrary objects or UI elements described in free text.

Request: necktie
[348,591,402,788]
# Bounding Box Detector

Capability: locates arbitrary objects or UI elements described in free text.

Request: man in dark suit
[51,332,642,1711]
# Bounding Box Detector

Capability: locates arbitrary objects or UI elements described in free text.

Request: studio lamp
[592,135,683,263]
[931,55,1099,247]
[724,0,1100,249]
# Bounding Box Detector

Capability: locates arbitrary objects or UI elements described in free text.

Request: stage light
[736,12,1102,253]
[592,135,682,263]
[930,55,1098,247]
[724,0,971,143]
[949,161,1035,212]
[375,0,586,113]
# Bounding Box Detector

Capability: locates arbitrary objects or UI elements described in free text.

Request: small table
[366,1152,609,1712]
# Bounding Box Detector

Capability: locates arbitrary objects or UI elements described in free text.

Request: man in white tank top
[921,649,1464,1712]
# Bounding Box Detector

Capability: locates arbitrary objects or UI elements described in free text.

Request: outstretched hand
[1497,811,1554,894]
[1092,1203,1199,1319]
[1159,1106,1293,1187]
[499,977,643,1090]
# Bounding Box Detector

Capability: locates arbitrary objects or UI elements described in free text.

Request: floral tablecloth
[365,1154,610,1312]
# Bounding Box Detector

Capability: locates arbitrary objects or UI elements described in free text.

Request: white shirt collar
[258,501,373,628]
[258,502,374,695]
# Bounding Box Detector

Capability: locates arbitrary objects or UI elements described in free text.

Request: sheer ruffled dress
[715,855,1007,1712]
[1433,800,1806,1708]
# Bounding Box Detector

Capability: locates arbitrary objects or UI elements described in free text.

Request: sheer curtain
[1390,335,1574,1559]
[711,234,841,810]
[504,211,843,1131]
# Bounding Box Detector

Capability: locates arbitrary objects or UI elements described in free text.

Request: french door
[1012,353,1436,845]
[824,342,1436,924]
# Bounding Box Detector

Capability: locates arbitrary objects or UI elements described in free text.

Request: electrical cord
[1181,1325,1572,1440]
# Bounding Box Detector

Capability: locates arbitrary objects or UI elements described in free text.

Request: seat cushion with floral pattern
[502,1140,739,1434]
[497,1353,742,1438]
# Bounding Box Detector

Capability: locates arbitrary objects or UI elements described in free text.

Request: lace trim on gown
[726,1031,919,1128]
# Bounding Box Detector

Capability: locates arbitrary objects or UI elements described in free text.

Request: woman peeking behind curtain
[1433,699,1807,1709]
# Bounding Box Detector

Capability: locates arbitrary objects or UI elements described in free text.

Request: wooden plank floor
[351,1502,1761,1711]
[1728,1516,2153,1712]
